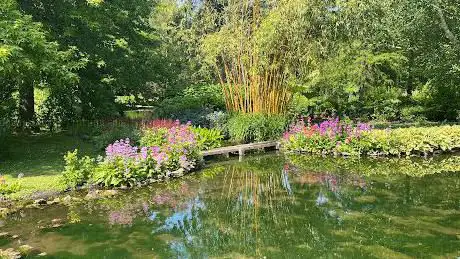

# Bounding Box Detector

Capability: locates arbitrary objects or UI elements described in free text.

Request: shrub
[283,118,460,157]
[359,126,460,156]
[282,117,372,156]
[139,119,181,147]
[141,120,223,151]
[0,176,21,195]
[206,111,230,136]
[140,128,169,147]
[62,150,95,188]
[228,113,288,143]
[191,127,223,150]
[141,119,178,130]
[92,123,140,150]
[157,84,225,127]
[73,122,202,187]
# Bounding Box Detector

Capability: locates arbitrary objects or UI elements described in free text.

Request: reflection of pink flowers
[109,210,134,225]
[152,192,176,207]
[180,183,189,193]
[142,202,149,214]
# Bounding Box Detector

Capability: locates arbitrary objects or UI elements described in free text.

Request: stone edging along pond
[0,166,192,218]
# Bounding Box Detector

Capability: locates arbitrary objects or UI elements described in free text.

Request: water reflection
[1,154,459,258]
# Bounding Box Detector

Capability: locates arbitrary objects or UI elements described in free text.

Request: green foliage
[92,123,140,150]
[191,127,223,150]
[0,177,21,195]
[18,0,180,120]
[73,123,202,187]
[0,0,85,130]
[302,43,407,120]
[1,0,459,134]
[62,150,95,188]
[284,125,460,157]
[141,126,223,151]
[228,113,288,143]
[139,128,168,147]
[92,158,139,187]
[0,119,11,158]
[157,84,225,126]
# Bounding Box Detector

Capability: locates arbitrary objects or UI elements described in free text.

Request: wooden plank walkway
[202,141,281,160]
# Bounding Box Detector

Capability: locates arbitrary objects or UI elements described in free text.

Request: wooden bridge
[202,141,281,161]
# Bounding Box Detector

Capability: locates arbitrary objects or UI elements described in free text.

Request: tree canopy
[1,0,458,132]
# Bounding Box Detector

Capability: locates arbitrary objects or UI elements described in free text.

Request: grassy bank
[0,133,98,199]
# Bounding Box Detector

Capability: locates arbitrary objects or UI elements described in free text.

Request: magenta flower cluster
[104,122,199,176]
[106,138,138,160]
[284,117,372,142]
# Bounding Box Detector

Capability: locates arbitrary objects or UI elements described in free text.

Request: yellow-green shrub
[284,124,460,157]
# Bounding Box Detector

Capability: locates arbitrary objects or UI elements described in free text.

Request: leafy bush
[157,84,225,127]
[139,119,180,147]
[93,130,200,187]
[0,176,21,195]
[92,123,140,150]
[141,119,178,130]
[399,106,426,122]
[191,127,223,150]
[66,122,202,188]
[206,111,230,136]
[140,120,223,151]
[227,113,288,143]
[92,154,142,187]
[62,149,95,188]
[139,128,169,147]
[358,126,460,156]
[283,118,460,157]
[282,117,372,156]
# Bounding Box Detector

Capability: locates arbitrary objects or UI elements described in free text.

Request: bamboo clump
[215,0,292,115]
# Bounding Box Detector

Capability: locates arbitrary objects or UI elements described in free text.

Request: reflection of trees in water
[144,156,301,258]
[217,164,295,256]
[52,155,460,258]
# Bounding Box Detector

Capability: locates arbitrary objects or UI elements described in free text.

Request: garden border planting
[282,118,460,157]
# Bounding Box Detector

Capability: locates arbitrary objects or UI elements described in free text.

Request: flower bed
[282,118,460,157]
[63,122,201,188]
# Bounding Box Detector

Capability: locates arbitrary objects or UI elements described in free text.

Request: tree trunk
[433,3,458,46]
[18,81,36,132]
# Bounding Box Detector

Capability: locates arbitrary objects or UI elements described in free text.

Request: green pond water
[1,154,460,258]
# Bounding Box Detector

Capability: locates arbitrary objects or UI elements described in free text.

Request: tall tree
[19,0,184,118]
[0,0,83,130]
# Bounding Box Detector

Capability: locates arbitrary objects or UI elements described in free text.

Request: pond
[1,154,459,258]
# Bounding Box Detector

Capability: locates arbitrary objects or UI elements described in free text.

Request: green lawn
[1,133,98,177]
[0,133,99,200]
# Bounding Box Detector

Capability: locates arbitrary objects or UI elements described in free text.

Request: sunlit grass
[3,174,67,200]
[0,133,98,199]
[1,133,98,177]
